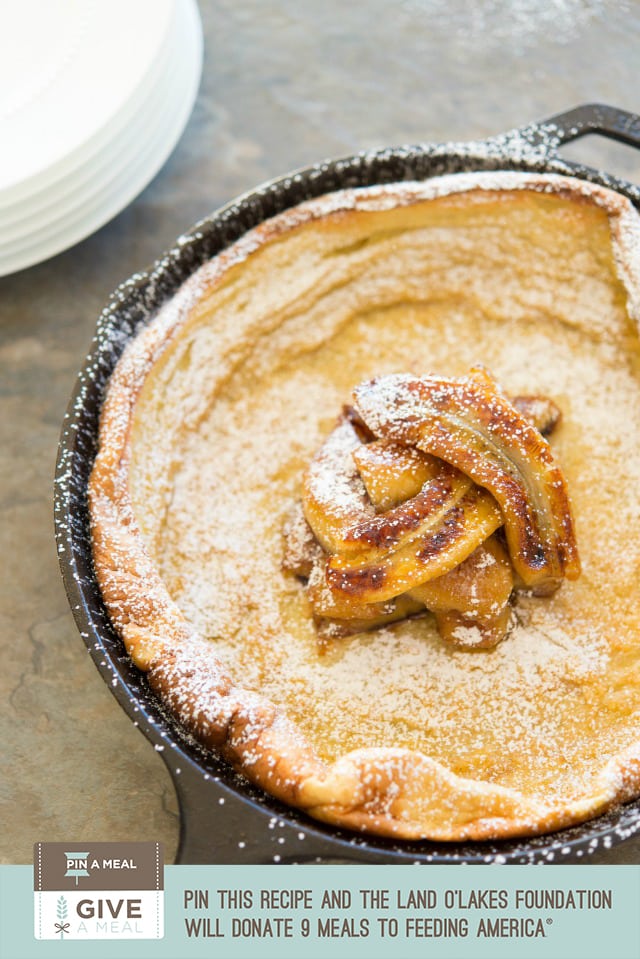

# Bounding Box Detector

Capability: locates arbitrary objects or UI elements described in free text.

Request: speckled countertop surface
[2,0,639,865]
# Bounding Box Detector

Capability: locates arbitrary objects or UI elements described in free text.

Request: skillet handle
[496,102,640,201]
[539,103,640,150]
[164,752,379,865]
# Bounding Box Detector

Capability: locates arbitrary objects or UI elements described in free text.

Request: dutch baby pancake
[89,172,640,840]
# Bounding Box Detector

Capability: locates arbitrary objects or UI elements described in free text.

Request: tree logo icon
[54,896,70,939]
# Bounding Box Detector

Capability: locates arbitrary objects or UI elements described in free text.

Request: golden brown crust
[144,641,619,841]
[88,172,640,841]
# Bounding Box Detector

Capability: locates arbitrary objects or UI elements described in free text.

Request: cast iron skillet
[55,103,640,864]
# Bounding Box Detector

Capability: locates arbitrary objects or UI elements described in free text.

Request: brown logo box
[34,842,163,892]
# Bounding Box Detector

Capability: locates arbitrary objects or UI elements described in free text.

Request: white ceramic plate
[0,0,176,198]
[0,0,202,275]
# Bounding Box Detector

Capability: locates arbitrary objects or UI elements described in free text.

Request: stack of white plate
[0,0,203,277]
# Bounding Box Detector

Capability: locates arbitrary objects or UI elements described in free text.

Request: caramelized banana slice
[311,439,510,645]
[410,535,512,619]
[512,395,562,437]
[353,440,441,510]
[325,488,502,605]
[303,415,482,560]
[353,372,580,592]
[360,440,514,648]
[435,605,513,650]
[410,535,514,648]
[302,417,374,553]
[307,553,427,640]
[313,538,512,647]
[353,394,560,511]
[340,465,477,556]
[314,593,426,640]
[282,502,324,577]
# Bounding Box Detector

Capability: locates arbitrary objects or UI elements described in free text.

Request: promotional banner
[2,859,639,959]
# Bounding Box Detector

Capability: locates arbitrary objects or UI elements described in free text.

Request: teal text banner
[2,863,639,959]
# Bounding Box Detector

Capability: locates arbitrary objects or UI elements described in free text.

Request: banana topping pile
[284,368,580,649]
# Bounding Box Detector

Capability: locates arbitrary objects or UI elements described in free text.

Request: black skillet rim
[54,103,640,864]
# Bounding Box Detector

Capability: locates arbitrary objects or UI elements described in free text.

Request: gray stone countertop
[1,0,639,865]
